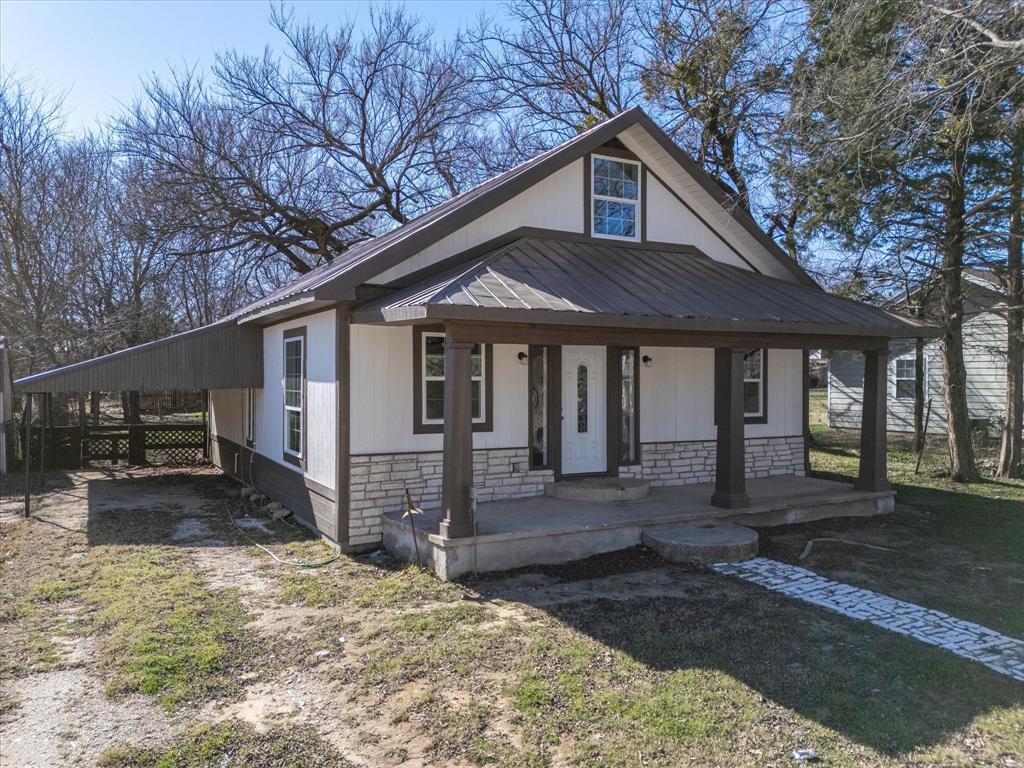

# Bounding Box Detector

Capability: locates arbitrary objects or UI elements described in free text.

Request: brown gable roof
[234,107,816,321]
[353,235,934,339]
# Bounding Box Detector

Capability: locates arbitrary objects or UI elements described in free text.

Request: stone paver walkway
[713,558,1024,683]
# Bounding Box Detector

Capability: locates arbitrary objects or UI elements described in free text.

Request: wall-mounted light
[642,354,654,368]
[517,351,529,365]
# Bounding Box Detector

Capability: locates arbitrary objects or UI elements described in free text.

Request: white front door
[561,346,607,475]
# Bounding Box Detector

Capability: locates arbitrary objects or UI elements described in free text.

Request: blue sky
[1,0,504,133]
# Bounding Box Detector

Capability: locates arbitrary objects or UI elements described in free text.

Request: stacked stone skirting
[348,448,553,547]
[625,435,806,487]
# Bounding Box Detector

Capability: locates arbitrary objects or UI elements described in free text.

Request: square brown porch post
[440,338,475,538]
[712,348,750,509]
[856,348,892,492]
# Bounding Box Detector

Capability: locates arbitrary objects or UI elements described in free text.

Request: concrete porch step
[545,477,651,502]
[642,524,759,566]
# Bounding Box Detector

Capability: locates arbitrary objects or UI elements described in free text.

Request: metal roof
[15,320,263,393]
[354,236,935,339]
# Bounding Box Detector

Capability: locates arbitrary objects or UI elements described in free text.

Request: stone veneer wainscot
[348,448,553,547]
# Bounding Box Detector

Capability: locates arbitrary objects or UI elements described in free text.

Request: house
[829,270,1009,436]
[15,108,934,578]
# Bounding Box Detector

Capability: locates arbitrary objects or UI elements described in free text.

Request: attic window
[592,155,640,241]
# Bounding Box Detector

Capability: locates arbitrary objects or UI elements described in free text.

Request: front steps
[545,477,651,502]
[642,524,759,566]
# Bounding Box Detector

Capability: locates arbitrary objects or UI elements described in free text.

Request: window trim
[282,327,306,467]
[894,356,919,400]
[743,348,768,425]
[412,326,494,435]
[590,153,642,242]
[616,347,641,467]
[527,345,551,470]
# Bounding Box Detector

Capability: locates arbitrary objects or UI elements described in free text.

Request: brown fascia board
[353,303,938,340]
[629,111,820,290]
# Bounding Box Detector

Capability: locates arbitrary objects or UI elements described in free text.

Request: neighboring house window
[245,388,255,446]
[895,358,916,399]
[743,349,765,419]
[283,331,305,462]
[592,155,641,241]
[414,329,493,434]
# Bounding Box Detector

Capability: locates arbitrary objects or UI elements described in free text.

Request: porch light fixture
[517,351,529,365]
[642,354,653,368]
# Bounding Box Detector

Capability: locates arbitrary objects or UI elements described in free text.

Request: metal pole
[23,393,31,518]
[39,393,46,491]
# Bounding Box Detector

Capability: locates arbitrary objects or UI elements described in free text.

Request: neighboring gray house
[829,271,1008,435]
[17,108,934,578]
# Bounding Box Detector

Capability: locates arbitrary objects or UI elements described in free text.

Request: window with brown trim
[282,327,306,466]
[412,327,494,434]
[591,155,641,241]
[743,348,768,424]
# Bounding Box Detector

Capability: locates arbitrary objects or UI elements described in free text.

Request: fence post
[23,393,32,518]
[129,424,146,466]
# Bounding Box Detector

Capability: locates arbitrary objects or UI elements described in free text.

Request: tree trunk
[997,127,1023,478]
[941,138,979,482]
[121,391,141,424]
[913,337,926,452]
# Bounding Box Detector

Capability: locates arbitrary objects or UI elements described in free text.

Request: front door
[561,346,606,475]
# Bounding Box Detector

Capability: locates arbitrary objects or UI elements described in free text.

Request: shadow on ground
[472,547,1023,758]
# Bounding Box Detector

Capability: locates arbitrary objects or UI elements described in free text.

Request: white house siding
[372,160,584,285]
[347,323,550,546]
[209,388,245,445]
[828,309,1008,434]
[628,347,806,485]
[644,174,751,271]
[257,309,337,489]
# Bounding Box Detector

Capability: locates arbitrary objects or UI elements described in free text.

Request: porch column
[440,339,475,538]
[711,348,750,509]
[856,348,891,492]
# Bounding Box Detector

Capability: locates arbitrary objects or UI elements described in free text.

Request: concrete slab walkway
[713,558,1024,683]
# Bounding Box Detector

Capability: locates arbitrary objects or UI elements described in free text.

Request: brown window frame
[282,327,307,468]
[743,348,768,425]
[412,326,494,435]
[617,347,641,465]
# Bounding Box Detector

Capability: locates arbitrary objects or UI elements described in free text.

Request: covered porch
[355,234,931,577]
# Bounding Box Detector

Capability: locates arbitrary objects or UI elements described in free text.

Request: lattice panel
[145,448,204,465]
[85,438,128,463]
[145,428,204,448]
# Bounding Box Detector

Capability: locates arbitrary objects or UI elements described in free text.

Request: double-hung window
[592,155,641,241]
[743,349,765,419]
[416,330,491,433]
[894,358,916,399]
[283,331,305,460]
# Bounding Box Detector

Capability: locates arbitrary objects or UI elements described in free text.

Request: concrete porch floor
[382,476,895,580]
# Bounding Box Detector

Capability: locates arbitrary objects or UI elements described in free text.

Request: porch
[383,475,894,580]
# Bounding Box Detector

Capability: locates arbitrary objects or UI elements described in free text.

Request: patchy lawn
[1,453,1021,767]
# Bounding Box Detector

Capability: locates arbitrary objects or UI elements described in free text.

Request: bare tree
[118,5,496,278]
[466,0,645,152]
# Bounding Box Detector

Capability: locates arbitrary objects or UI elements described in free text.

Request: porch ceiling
[352,235,936,342]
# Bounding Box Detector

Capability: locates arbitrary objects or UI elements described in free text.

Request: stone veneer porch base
[350,435,806,547]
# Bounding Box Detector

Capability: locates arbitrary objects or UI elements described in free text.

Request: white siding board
[349,324,527,454]
[209,388,245,445]
[644,175,750,270]
[639,347,802,443]
[257,309,336,488]
[372,161,584,285]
